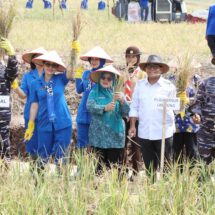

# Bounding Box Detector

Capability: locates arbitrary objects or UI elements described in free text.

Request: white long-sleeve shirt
[129,77,176,140]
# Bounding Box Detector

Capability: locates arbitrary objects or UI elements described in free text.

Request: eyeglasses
[44,62,58,69]
[101,76,112,82]
[146,64,161,69]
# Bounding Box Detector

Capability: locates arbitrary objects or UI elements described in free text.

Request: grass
[9,0,213,65]
[1,156,215,214]
[3,0,215,214]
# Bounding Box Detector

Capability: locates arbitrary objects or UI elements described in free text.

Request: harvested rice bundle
[176,54,193,118]
[70,11,83,74]
[0,1,16,60]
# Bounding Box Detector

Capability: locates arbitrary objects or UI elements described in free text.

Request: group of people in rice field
[0,4,214,181]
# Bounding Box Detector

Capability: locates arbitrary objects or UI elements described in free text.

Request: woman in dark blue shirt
[24,51,73,165]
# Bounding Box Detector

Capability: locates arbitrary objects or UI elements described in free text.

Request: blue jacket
[206,5,215,36]
[139,0,148,8]
[20,69,39,121]
[75,70,95,124]
[30,72,72,132]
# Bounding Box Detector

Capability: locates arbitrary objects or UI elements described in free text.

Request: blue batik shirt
[30,72,72,132]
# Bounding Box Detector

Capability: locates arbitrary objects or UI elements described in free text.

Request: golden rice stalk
[70,11,83,73]
[0,1,16,60]
[113,67,128,93]
[0,1,16,38]
[176,54,193,94]
[114,75,125,93]
[176,54,193,115]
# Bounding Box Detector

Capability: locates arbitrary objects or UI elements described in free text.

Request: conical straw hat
[80,46,113,63]
[90,65,121,83]
[22,47,47,64]
[32,51,66,72]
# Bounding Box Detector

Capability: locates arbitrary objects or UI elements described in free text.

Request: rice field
[1,0,215,214]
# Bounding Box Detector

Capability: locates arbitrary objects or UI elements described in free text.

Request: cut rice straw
[0,0,16,60]
[176,54,193,115]
[70,11,84,73]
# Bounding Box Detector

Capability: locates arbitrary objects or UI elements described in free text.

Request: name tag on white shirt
[0,96,10,108]
[154,97,180,111]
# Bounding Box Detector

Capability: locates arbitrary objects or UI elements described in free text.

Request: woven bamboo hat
[22,47,47,64]
[32,51,66,72]
[80,46,113,63]
[90,65,121,83]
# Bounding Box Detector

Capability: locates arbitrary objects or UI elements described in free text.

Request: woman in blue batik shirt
[13,47,47,159]
[74,46,113,150]
[24,51,73,165]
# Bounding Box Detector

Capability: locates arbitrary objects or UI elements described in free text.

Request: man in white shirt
[129,55,176,179]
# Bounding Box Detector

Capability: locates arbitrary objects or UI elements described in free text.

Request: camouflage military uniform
[0,57,18,159]
[191,77,215,164]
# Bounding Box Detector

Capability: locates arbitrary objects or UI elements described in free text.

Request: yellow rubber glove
[11,79,19,90]
[179,91,189,105]
[0,37,15,56]
[179,91,189,119]
[74,65,83,79]
[71,40,81,55]
[24,121,35,141]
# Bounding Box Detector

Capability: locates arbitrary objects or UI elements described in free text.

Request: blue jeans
[140,6,149,21]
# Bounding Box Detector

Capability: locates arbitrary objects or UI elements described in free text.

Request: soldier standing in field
[191,76,215,164]
[0,38,18,161]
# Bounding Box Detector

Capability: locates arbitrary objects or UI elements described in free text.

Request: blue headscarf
[91,72,124,135]
[90,58,106,72]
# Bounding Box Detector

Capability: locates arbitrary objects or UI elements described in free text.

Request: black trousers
[207,35,215,56]
[93,147,124,173]
[139,137,173,175]
[173,132,199,164]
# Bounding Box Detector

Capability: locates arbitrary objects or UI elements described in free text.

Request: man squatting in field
[0,38,18,160]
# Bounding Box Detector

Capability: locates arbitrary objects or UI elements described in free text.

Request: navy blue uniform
[0,57,18,159]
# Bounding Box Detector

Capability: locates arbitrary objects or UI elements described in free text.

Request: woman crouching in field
[24,51,73,167]
[87,65,130,174]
